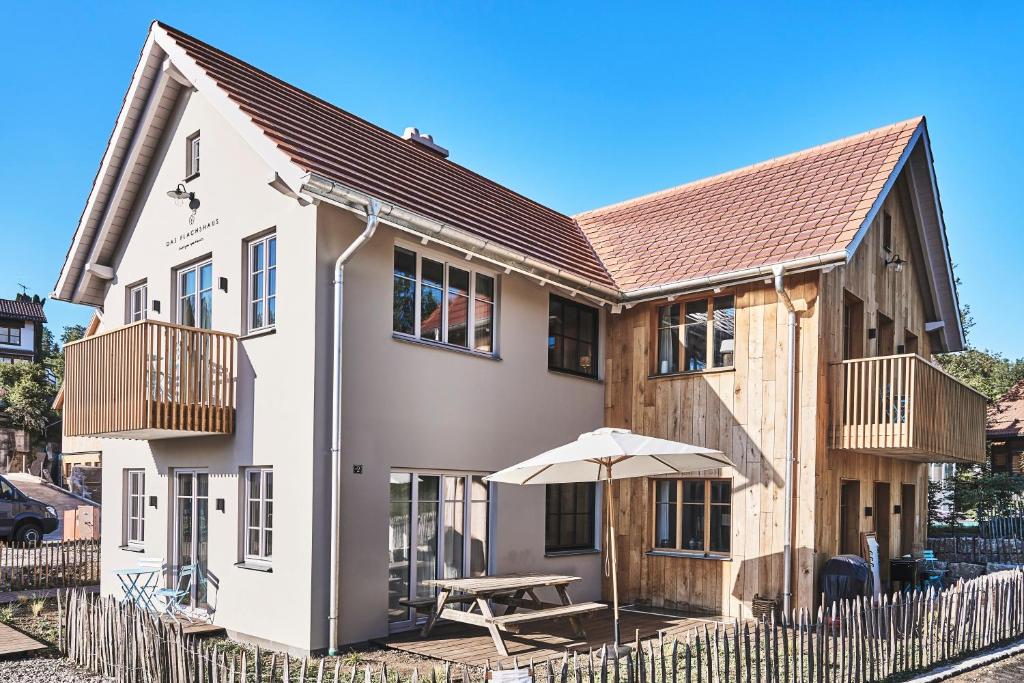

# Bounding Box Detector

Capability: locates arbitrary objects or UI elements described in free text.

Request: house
[988,380,1024,474]
[0,294,47,364]
[52,21,985,655]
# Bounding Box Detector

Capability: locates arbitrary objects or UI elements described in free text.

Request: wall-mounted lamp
[148,496,158,509]
[885,253,906,273]
[219,277,229,293]
[167,183,200,212]
[152,300,161,314]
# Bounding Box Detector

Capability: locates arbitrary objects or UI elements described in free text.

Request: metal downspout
[329,198,382,655]
[773,264,798,617]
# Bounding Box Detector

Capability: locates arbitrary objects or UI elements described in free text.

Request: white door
[177,260,213,329]
[174,469,209,610]
[388,471,491,632]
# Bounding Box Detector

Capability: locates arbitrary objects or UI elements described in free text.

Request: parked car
[0,474,58,544]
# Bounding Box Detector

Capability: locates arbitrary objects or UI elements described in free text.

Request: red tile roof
[0,298,46,322]
[989,381,1024,439]
[575,118,922,292]
[158,23,615,290]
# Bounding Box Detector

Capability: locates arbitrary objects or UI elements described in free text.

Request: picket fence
[60,569,1024,683]
[0,538,100,592]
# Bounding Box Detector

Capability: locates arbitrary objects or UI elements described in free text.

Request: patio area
[376,605,733,667]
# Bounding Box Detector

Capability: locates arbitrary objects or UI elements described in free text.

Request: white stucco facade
[63,71,605,653]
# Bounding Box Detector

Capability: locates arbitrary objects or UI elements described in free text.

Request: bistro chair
[155,564,196,622]
[921,549,946,590]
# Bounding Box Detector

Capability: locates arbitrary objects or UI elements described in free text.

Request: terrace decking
[0,621,48,658]
[377,606,732,667]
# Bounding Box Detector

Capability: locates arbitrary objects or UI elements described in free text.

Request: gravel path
[0,655,109,682]
[948,650,1024,681]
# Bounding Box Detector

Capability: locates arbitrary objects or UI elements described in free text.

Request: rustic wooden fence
[0,539,100,592]
[981,514,1024,540]
[59,569,1024,683]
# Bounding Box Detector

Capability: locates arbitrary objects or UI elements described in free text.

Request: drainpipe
[773,264,798,617]
[329,198,382,655]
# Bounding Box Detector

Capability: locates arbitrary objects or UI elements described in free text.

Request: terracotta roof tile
[0,298,46,322]
[989,381,1024,439]
[158,23,615,290]
[576,118,922,291]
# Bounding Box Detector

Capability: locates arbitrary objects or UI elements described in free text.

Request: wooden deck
[377,606,732,667]
[0,621,48,658]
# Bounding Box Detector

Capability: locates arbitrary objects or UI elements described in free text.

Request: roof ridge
[574,116,924,219]
[155,21,576,225]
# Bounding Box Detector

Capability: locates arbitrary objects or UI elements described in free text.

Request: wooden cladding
[63,320,236,439]
[829,353,985,463]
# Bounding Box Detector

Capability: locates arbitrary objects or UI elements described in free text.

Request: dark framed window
[545,482,596,552]
[653,479,730,555]
[655,295,734,375]
[548,296,599,378]
[882,211,893,253]
[0,325,21,346]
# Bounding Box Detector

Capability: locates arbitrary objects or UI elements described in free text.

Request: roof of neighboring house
[576,119,920,292]
[0,297,46,323]
[989,380,1024,439]
[158,23,615,290]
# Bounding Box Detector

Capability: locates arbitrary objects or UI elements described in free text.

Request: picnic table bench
[416,573,606,657]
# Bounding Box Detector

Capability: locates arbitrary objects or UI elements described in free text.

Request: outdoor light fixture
[885,253,906,273]
[166,183,200,211]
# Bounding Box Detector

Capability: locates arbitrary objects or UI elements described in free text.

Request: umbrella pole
[605,474,621,650]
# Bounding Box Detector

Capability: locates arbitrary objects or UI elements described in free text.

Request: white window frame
[186,131,201,178]
[392,241,498,354]
[127,282,148,323]
[125,469,145,547]
[247,233,277,333]
[176,259,214,329]
[244,467,273,563]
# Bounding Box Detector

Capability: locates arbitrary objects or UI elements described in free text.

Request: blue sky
[1,2,1020,354]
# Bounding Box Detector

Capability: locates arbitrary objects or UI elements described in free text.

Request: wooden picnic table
[412,573,606,657]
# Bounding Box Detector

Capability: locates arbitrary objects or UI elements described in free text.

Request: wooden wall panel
[604,274,820,618]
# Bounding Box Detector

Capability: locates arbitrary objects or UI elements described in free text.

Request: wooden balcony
[62,320,236,439]
[829,354,986,464]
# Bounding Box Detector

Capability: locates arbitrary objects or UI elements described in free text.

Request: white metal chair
[155,564,196,622]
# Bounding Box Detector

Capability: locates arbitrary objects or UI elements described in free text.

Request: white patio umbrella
[485,427,731,650]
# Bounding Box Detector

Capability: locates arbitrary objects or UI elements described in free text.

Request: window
[843,292,864,360]
[549,296,599,378]
[127,283,148,323]
[877,313,894,356]
[656,295,734,375]
[248,234,277,332]
[653,479,730,555]
[388,472,490,629]
[0,324,21,346]
[125,470,145,547]
[244,467,273,562]
[904,330,919,355]
[177,259,213,329]
[392,245,496,353]
[882,211,893,254]
[545,483,596,552]
[186,131,200,178]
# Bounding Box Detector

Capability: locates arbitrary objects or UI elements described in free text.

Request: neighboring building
[988,380,1024,474]
[0,294,46,364]
[52,21,986,654]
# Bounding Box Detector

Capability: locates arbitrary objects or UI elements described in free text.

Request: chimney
[402,127,449,159]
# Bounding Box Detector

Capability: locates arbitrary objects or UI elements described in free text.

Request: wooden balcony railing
[829,353,986,463]
[62,320,236,439]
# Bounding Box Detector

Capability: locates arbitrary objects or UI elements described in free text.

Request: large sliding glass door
[388,471,490,632]
[174,470,209,610]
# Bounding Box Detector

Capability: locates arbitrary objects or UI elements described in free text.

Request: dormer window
[186,131,201,178]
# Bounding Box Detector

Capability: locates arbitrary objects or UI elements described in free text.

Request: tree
[44,323,87,386]
[935,348,1024,402]
[0,362,56,439]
